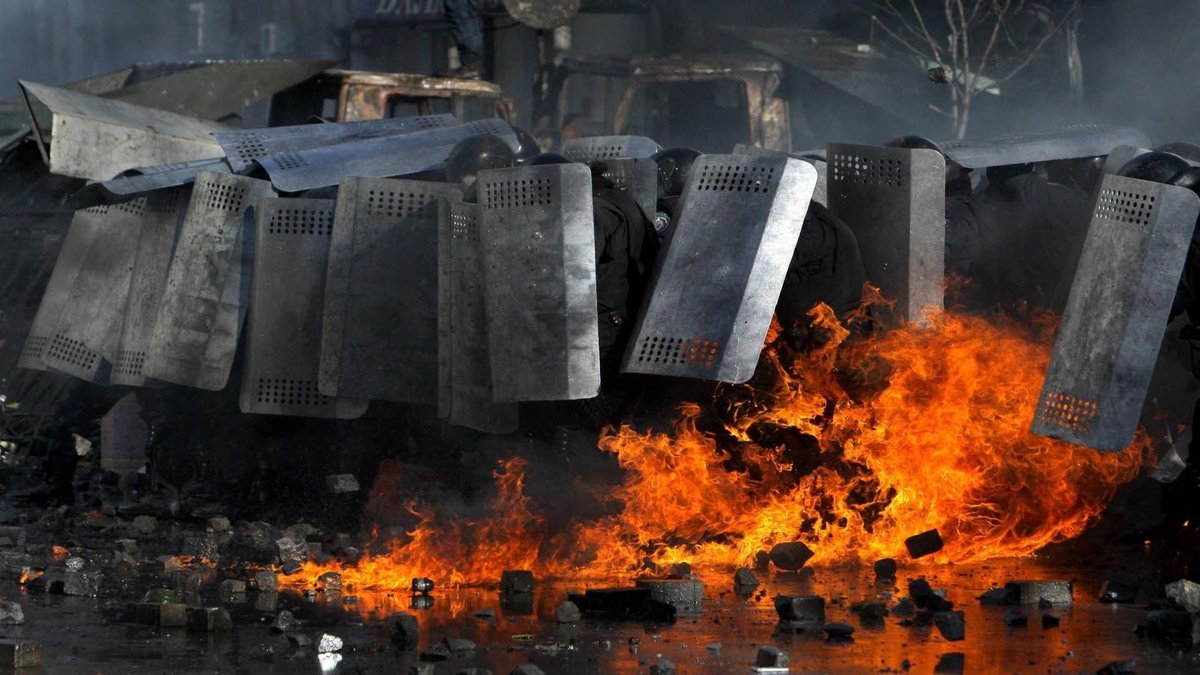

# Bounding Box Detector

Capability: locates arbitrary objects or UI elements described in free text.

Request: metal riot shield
[1031,175,1200,451]
[734,143,828,206]
[827,144,945,324]
[938,125,1150,169]
[214,114,457,173]
[111,187,190,387]
[437,199,520,433]
[239,199,368,418]
[98,158,231,196]
[620,155,816,382]
[143,172,276,390]
[319,178,461,402]
[477,163,600,401]
[258,119,518,193]
[1102,145,1151,176]
[597,157,658,217]
[561,136,663,163]
[18,201,145,383]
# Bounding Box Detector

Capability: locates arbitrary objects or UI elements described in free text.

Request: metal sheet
[938,125,1150,169]
[259,119,517,193]
[734,143,828,206]
[99,158,232,196]
[561,136,663,163]
[111,188,190,387]
[18,201,146,383]
[827,144,945,324]
[437,199,520,432]
[478,162,600,401]
[620,155,816,382]
[598,157,658,217]
[19,80,227,181]
[319,177,460,402]
[214,114,458,173]
[144,172,276,390]
[1031,176,1200,451]
[240,199,368,418]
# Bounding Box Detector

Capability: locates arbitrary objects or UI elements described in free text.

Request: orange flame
[283,301,1147,591]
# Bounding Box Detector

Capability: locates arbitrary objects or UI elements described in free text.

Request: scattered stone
[904,529,944,559]
[1138,610,1195,645]
[753,551,771,571]
[65,556,84,571]
[979,587,1016,605]
[874,558,898,579]
[933,611,965,641]
[271,610,296,632]
[756,645,789,667]
[0,601,23,625]
[909,578,952,611]
[635,578,704,615]
[318,571,342,591]
[500,570,535,594]
[509,666,546,675]
[317,634,343,653]
[775,594,825,625]
[649,657,676,674]
[281,560,301,575]
[388,612,420,649]
[255,591,279,612]
[326,474,360,494]
[1099,581,1139,603]
[1042,614,1061,629]
[218,579,247,602]
[473,607,496,619]
[1006,580,1073,606]
[0,639,42,669]
[254,570,278,593]
[287,633,311,649]
[891,598,916,617]
[733,568,759,590]
[411,577,435,594]
[1165,579,1200,613]
[1096,658,1137,675]
[769,541,815,570]
[186,607,232,632]
[130,602,188,627]
[0,552,32,581]
[1003,608,1028,627]
[850,601,888,623]
[62,570,101,597]
[555,600,582,623]
[824,621,855,641]
[110,551,138,570]
[207,516,231,532]
[934,652,965,674]
[275,538,306,564]
[132,515,157,535]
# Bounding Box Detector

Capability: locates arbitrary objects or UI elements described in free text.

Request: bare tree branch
[991,0,1079,85]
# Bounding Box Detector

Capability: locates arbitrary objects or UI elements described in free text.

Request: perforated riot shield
[437,199,520,433]
[827,144,945,323]
[734,144,828,206]
[597,157,658,217]
[19,201,146,383]
[258,119,517,193]
[111,187,190,387]
[477,163,600,401]
[620,155,816,382]
[238,199,368,418]
[561,136,662,163]
[938,125,1149,169]
[1031,175,1200,451]
[144,172,276,390]
[214,114,457,173]
[99,158,231,196]
[319,178,461,403]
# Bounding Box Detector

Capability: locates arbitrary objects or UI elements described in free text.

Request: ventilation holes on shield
[416,116,444,129]
[1096,188,1155,226]
[114,350,146,377]
[45,334,99,371]
[21,335,49,361]
[232,138,268,164]
[201,181,247,212]
[147,190,182,216]
[635,336,720,369]
[267,207,334,236]
[113,198,147,217]
[451,211,479,242]
[695,164,778,194]
[365,190,434,218]
[255,378,333,408]
[1035,391,1098,433]
[830,154,906,188]
[481,178,554,209]
[82,205,109,216]
[273,151,308,170]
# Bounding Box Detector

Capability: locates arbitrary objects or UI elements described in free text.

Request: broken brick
[769,541,814,571]
[904,529,944,559]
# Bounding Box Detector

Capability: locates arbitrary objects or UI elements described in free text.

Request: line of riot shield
[477,162,601,402]
[319,177,461,403]
[437,199,520,433]
[826,143,945,324]
[734,143,828,206]
[597,157,658,217]
[97,157,232,197]
[1031,174,1200,451]
[937,125,1150,170]
[143,172,276,390]
[561,135,663,163]
[239,199,368,418]
[620,154,816,382]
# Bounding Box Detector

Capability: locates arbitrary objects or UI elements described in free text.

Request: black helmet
[445,135,516,184]
[651,147,701,198]
[1118,151,1191,184]
[525,152,571,166]
[1170,166,1200,194]
[885,135,945,153]
[513,127,541,163]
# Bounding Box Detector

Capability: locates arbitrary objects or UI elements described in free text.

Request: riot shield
[620,154,816,382]
[319,177,461,403]
[827,144,945,324]
[437,199,520,433]
[18,201,145,383]
[734,143,828,205]
[477,162,600,401]
[597,157,658,217]
[1102,145,1152,176]
[239,199,368,418]
[258,119,517,193]
[938,125,1150,169]
[111,187,191,387]
[1031,175,1200,451]
[98,158,231,196]
[143,172,276,390]
[214,114,457,173]
[561,135,662,163]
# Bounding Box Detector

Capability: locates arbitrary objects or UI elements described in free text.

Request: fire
[283,298,1148,592]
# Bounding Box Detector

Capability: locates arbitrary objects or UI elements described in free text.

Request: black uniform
[775,202,866,336]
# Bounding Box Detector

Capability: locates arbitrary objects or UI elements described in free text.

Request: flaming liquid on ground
[282,293,1149,596]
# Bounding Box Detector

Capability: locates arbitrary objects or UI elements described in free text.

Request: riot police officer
[444,134,518,201]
